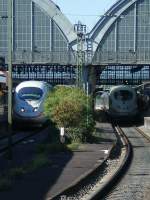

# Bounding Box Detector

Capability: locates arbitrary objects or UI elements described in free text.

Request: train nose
[26,100,40,107]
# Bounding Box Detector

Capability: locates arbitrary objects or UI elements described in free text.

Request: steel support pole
[76,34,83,88]
[7,0,13,159]
[74,22,86,89]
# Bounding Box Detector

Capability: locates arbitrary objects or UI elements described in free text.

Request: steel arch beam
[89,0,138,52]
[33,0,77,44]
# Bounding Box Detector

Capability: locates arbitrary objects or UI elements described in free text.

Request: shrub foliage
[44,86,94,142]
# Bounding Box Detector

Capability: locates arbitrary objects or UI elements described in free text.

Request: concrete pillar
[88,65,96,94]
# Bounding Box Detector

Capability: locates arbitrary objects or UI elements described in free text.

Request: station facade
[1,0,150,86]
[90,0,150,65]
[0,0,76,64]
[89,0,150,85]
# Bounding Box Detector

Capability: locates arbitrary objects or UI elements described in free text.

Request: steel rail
[0,126,47,155]
[105,125,150,200]
[134,127,150,142]
[85,125,132,200]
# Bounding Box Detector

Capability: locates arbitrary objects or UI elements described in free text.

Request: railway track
[51,123,131,200]
[105,126,150,200]
[1,121,148,200]
[0,125,48,155]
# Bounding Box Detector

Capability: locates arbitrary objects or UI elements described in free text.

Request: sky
[53,0,117,31]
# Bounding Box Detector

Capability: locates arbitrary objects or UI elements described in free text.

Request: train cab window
[114,90,133,101]
[18,87,43,100]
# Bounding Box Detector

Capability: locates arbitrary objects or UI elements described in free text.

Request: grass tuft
[26,154,51,172]
[36,143,66,154]
[36,142,81,154]
[66,143,80,151]
[0,178,12,191]
[9,167,26,178]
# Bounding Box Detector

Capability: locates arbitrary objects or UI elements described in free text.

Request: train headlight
[20,107,25,112]
[33,107,38,112]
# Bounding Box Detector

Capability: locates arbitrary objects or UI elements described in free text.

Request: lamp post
[7,0,13,159]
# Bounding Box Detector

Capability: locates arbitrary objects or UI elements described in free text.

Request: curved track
[51,124,149,200]
[106,126,150,200]
[51,123,131,200]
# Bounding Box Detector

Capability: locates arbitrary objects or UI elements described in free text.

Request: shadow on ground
[0,124,73,200]
[0,112,117,200]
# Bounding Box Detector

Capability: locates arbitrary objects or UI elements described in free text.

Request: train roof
[15,81,48,93]
[109,85,135,93]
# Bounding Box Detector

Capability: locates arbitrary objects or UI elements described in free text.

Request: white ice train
[13,80,52,125]
[108,85,139,119]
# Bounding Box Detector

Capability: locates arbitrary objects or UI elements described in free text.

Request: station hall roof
[33,0,77,44]
[89,0,137,51]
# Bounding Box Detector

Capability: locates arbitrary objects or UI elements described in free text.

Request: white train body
[108,85,138,119]
[13,80,52,124]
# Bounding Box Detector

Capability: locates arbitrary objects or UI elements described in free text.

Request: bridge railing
[0,51,77,65]
[92,51,150,65]
[1,50,150,65]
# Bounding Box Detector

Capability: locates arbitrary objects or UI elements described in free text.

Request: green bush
[44,86,94,143]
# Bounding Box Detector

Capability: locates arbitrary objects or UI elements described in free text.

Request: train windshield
[18,87,43,100]
[114,90,133,101]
